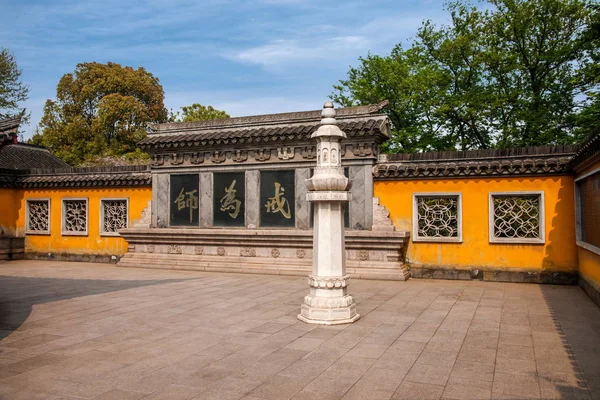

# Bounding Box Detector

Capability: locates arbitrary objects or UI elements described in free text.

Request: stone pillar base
[298,292,360,325]
[298,304,360,325]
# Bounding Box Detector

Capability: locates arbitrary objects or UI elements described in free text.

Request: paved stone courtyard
[0,261,598,400]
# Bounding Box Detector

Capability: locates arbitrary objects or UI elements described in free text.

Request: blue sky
[2,0,449,139]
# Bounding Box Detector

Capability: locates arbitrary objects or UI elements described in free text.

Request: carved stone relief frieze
[277,147,294,160]
[240,247,256,257]
[211,151,226,164]
[168,244,182,254]
[255,149,271,162]
[232,150,248,163]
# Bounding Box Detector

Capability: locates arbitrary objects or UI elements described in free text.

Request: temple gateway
[1,102,599,309]
[118,101,410,281]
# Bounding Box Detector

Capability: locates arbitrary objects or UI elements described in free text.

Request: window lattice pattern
[417,196,459,238]
[493,195,540,239]
[64,200,87,233]
[27,201,49,232]
[102,200,127,233]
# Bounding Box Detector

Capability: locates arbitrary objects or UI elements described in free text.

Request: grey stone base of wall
[25,252,120,264]
[410,266,578,285]
[118,228,410,281]
[579,276,600,307]
[0,237,24,261]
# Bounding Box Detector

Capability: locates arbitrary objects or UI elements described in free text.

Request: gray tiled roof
[0,116,21,133]
[151,101,389,133]
[140,102,390,150]
[0,144,70,170]
[374,145,579,179]
[0,165,151,189]
[0,116,21,143]
[140,117,388,150]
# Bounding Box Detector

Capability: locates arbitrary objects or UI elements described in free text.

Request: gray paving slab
[0,260,598,400]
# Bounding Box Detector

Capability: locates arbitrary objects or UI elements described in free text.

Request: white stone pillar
[298,102,360,325]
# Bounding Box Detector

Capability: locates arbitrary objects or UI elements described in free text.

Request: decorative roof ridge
[24,164,150,176]
[382,145,579,163]
[0,116,22,133]
[150,101,389,134]
[568,129,600,170]
[146,114,388,140]
[3,142,54,151]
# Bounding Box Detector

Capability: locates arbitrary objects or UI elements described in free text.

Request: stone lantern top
[312,102,347,140]
[321,101,337,125]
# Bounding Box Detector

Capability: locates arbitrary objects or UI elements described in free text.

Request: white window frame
[489,191,545,244]
[100,198,129,236]
[412,192,463,243]
[574,167,600,255]
[25,198,51,235]
[61,198,89,236]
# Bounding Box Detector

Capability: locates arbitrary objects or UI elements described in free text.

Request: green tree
[0,48,29,122]
[169,103,230,122]
[31,62,167,165]
[332,0,598,152]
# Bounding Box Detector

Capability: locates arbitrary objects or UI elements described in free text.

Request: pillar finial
[321,101,337,125]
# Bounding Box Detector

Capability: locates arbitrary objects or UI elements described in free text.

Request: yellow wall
[375,176,577,272]
[579,247,600,290]
[575,156,600,289]
[17,187,151,256]
[0,188,21,237]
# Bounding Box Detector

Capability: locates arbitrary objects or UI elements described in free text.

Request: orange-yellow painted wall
[375,176,577,272]
[579,247,600,289]
[17,187,151,256]
[0,188,21,237]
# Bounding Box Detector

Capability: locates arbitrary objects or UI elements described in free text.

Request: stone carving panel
[168,244,182,254]
[240,247,256,257]
[492,194,541,240]
[101,200,128,234]
[63,200,87,233]
[416,196,460,238]
[27,200,50,233]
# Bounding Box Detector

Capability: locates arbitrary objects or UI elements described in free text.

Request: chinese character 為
[220,180,241,219]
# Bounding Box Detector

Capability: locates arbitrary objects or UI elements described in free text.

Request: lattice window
[101,199,128,235]
[489,192,544,243]
[413,193,462,242]
[575,169,600,254]
[62,199,88,235]
[26,200,50,234]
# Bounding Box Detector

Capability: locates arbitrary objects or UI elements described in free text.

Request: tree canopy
[31,62,167,166]
[169,103,230,122]
[332,0,599,153]
[0,48,29,122]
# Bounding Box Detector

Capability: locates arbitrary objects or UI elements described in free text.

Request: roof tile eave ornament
[138,115,389,152]
[373,156,574,179]
[0,165,151,189]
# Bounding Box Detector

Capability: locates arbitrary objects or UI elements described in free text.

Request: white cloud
[229,35,370,69]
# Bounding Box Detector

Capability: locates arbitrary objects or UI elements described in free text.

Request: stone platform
[117,228,410,281]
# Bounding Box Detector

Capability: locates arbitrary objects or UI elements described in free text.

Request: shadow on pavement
[540,284,600,400]
[0,275,189,340]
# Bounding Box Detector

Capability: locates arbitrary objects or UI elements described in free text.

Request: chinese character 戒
[265,182,291,219]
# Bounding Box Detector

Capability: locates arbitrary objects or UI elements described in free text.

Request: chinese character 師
[174,187,198,222]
